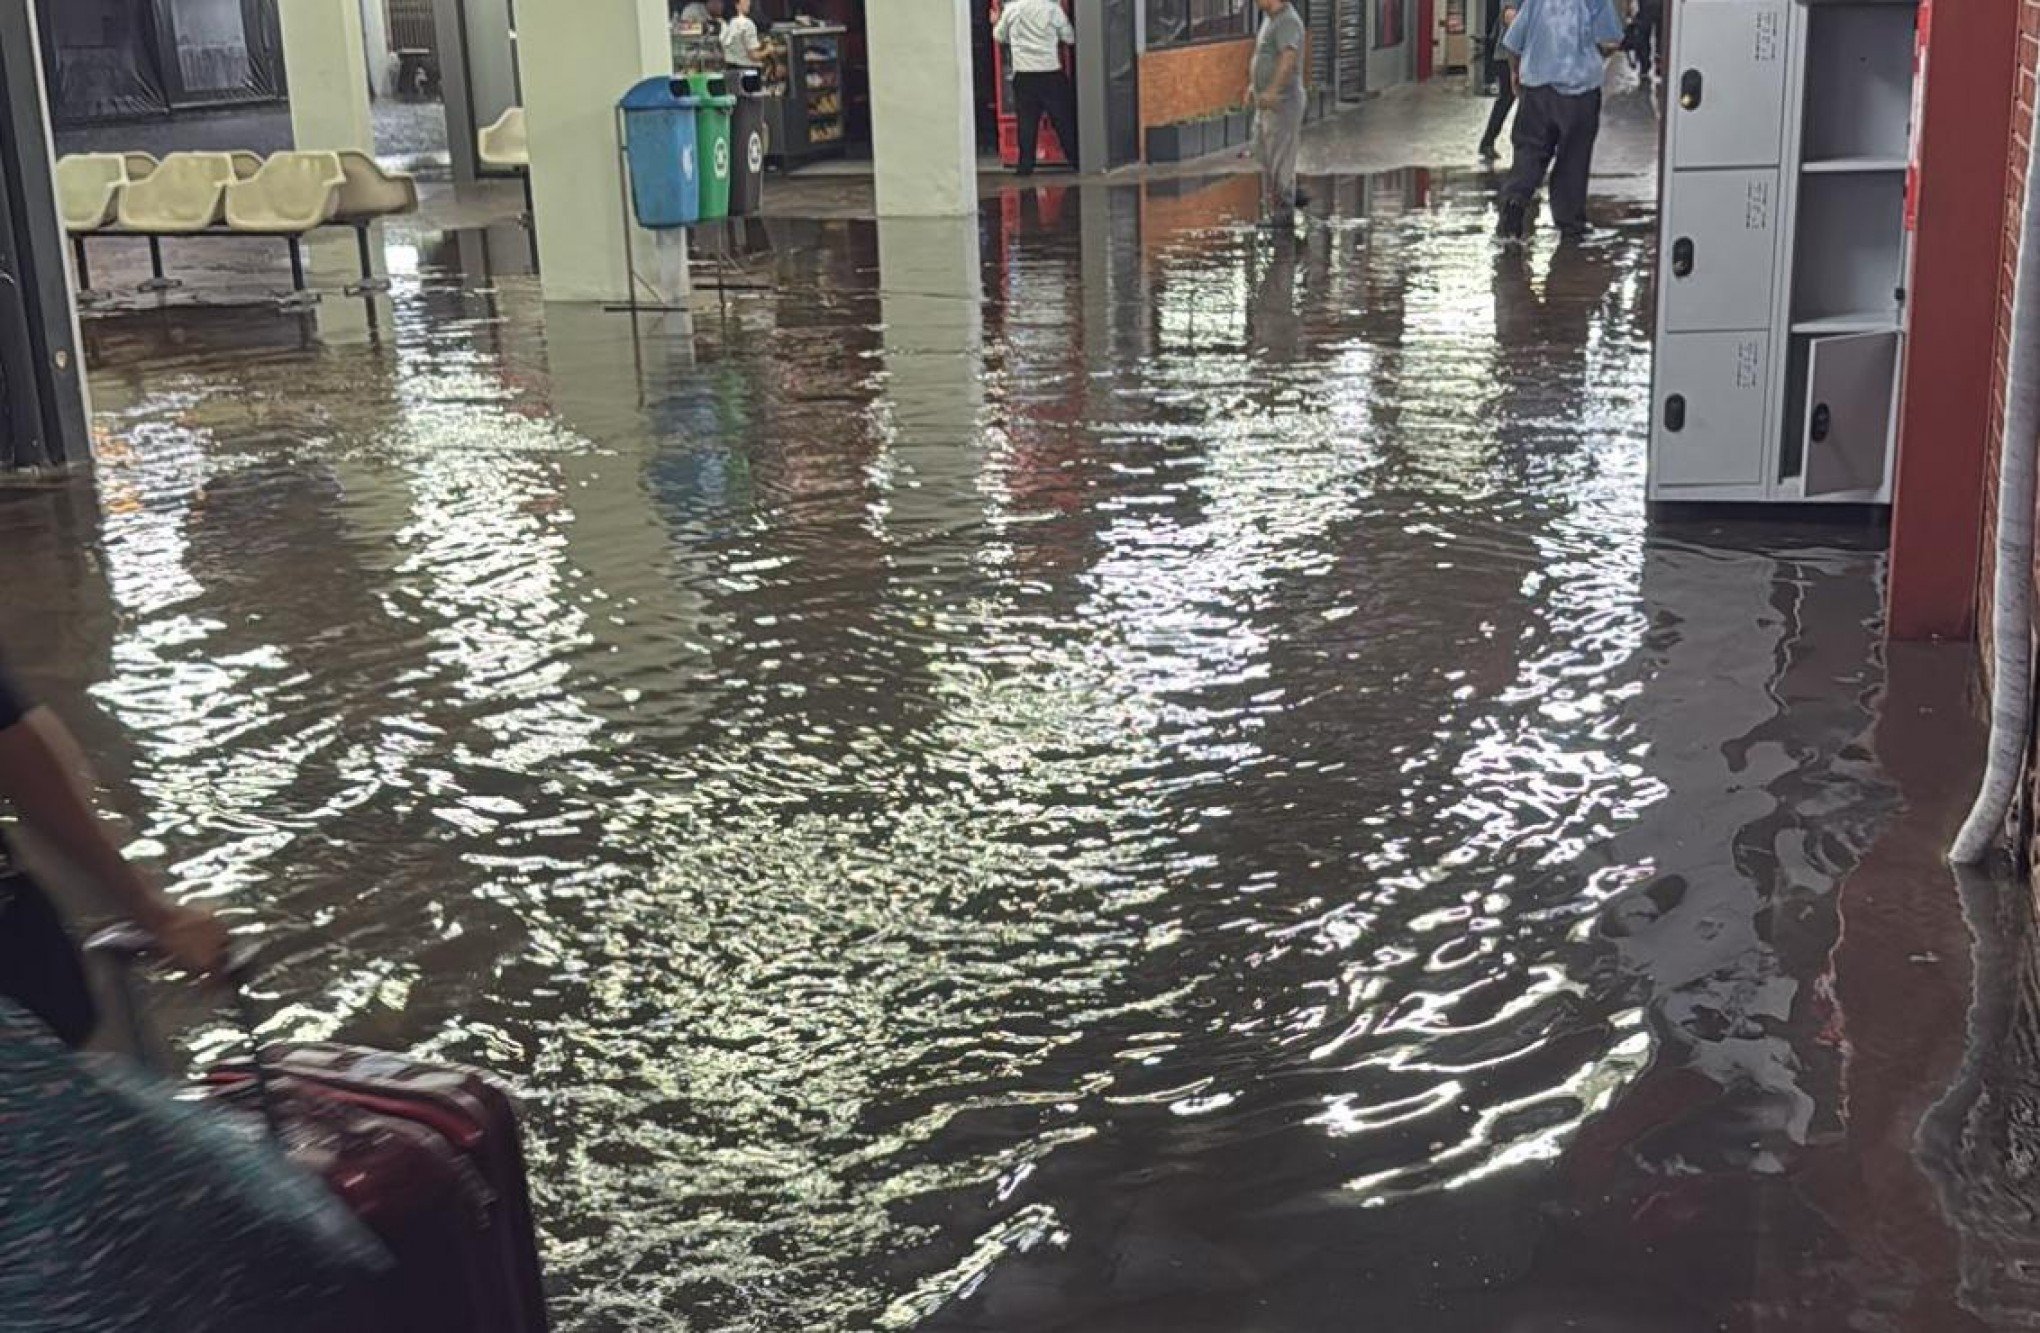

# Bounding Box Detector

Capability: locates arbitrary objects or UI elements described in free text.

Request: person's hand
[143,900,232,980]
[1257,91,1280,111]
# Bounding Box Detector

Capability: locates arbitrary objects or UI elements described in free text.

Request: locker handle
[1665,395,1687,433]
[1672,238,1695,278]
[1811,404,1832,443]
[1679,70,1703,111]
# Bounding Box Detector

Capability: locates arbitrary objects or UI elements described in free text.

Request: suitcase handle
[86,921,265,983]
[84,922,286,1141]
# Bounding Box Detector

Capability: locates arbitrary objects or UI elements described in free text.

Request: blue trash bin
[619,77,701,228]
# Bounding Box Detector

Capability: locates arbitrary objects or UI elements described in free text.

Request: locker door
[1802,332,1899,497]
[1652,332,1771,488]
[1662,169,1781,333]
[1670,1,1789,170]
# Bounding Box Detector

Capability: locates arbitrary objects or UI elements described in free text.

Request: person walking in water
[1248,0,1308,226]
[0,665,389,1329]
[994,0,1081,175]
[1478,4,1521,163]
[1496,0,1625,242]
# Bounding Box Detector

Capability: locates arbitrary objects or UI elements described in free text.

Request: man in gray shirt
[1248,0,1307,225]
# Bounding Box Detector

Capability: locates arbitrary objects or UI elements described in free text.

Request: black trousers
[1480,59,1516,153]
[1012,70,1080,173]
[1630,0,1661,79]
[1504,84,1602,230]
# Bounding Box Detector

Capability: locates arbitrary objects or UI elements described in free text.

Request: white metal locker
[1662,170,1782,333]
[1801,332,1900,498]
[1669,1,1790,171]
[1653,332,1771,489]
[1648,0,1920,507]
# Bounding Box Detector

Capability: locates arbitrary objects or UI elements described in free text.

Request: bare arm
[0,708,227,973]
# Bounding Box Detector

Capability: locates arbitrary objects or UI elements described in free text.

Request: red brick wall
[1887,0,2020,641]
[1966,0,2040,863]
[1138,39,1254,147]
[1978,3,2040,672]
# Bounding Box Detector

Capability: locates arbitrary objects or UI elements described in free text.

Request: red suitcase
[208,1044,548,1333]
[87,927,550,1333]
[210,1076,504,1333]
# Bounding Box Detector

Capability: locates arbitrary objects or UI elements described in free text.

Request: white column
[282,0,374,153]
[358,0,393,97]
[866,0,978,217]
[517,0,681,304]
[281,0,379,285]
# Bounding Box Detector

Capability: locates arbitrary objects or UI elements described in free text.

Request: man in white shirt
[993,0,1079,175]
[721,0,763,69]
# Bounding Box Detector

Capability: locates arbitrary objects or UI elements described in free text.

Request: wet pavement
[3,90,2025,1333]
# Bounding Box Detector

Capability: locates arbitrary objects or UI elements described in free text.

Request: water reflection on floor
[3,172,2013,1331]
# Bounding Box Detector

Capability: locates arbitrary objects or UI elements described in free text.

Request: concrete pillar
[359,0,393,97]
[281,0,380,286]
[867,0,977,217]
[0,0,89,469]
[518,0,681,304]
[1075,2,1108,174]
[282,0,374,154]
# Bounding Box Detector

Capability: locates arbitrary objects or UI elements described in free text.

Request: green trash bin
[689,92,738,220]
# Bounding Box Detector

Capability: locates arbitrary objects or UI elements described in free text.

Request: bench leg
[137,236,180,293]
[274,235,324,311]
[71,235,90,290]
[347,224,390,295]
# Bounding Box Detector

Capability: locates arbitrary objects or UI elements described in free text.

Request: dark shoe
[1497,196,1528,242]
[1478,142,1499,163]
[1293,186,1313,210]
[1015,166,1035,177]
[1558,221,1594,241]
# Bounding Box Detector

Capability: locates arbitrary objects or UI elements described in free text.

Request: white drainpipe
[1952,96,2040,865]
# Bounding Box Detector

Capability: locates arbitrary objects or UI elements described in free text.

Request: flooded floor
[2,94,2027,1332]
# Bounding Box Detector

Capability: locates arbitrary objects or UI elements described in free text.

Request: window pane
[1147,0,1249,48]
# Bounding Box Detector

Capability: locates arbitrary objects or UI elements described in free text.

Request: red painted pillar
[1418,0,1436,80]
[1887,0,2021,641]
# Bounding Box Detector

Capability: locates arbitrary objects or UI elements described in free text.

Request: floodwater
[0,172,2019,1331]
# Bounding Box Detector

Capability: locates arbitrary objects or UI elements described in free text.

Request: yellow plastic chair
[115,152,235,291]
[122,152,159,182]
[56,154,127,295]
[116,152,233,233]
[332,150,420,291]
[229,150,266,180]
[56,154,125,234]
[477,107,530,170]
[223,151,348,293]
[479,107,535,228]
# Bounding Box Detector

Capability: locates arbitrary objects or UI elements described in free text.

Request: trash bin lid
[618,76,689,110]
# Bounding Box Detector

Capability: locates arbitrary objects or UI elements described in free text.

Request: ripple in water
[11,176,1908,1331]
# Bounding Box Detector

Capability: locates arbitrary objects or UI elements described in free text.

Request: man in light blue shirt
[1496,0,1625,241]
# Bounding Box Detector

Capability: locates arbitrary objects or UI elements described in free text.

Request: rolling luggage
[87,926,550,1333]
[209,1044,548,1333]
